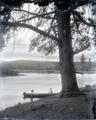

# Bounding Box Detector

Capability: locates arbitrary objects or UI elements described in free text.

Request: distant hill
[0,60,96,75]
[0,60,59,74]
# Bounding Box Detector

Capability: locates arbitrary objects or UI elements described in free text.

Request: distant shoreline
[0,73,24,77]
[0,71,96,77]
[0,60,96,76]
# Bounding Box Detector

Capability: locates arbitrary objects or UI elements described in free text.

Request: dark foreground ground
[0,92,95,120]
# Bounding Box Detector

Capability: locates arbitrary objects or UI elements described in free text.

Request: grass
[0,93,94,120]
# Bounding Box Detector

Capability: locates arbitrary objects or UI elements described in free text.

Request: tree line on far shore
[75,54,93,72]
[0,59,95,76]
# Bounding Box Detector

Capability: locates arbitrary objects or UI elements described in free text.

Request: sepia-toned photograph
[0,0,96,119]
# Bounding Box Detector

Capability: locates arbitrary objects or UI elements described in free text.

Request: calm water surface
[0,73,96,110]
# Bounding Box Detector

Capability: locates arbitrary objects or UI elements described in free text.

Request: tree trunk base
[60,90,85,98]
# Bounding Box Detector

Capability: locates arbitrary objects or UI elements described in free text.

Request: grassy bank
[0,92,94,120]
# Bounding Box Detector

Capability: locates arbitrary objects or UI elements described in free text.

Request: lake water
[0,73,96,110]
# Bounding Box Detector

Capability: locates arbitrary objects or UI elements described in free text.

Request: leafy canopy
[0,0,96,54]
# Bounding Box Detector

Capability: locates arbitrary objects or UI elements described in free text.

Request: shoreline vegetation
[0,69,96,77]
[0,70,19,77]
[0,60,96,77]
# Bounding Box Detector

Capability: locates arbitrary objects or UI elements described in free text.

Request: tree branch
[14,9,55,23]
[21,0,96,8]
[2,21,58,41]
[73,43,90,55]
[1,0,96,12]
[73,10,96,27]
[72,12,87,38]
[18,15,54,23]
[17,10,55,20]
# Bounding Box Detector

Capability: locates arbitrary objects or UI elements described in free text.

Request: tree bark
[56,10,80,96]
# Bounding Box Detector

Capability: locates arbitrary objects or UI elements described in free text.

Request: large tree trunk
[56,10,80,96]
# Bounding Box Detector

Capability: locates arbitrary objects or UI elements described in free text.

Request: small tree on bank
[80,54,86,70]
[80,54,86,63]
[0,0,96,97]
